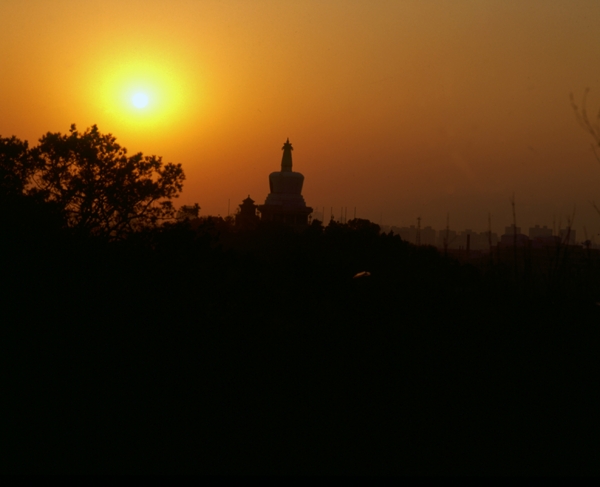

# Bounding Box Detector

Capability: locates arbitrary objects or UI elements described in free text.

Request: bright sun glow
[132,92,149,109]
[89,50,204,142]
[95,55,200,133]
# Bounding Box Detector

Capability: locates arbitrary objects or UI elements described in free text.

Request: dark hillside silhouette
[2,127,600,475]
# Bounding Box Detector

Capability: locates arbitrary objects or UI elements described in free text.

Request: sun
[132,92,149,109]
[95,54,201,133]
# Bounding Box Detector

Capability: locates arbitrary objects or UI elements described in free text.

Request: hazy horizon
[3,0,600,236]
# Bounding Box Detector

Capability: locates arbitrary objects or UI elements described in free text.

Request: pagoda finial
[281,138,293,172]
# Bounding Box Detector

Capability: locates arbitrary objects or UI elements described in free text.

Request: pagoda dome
[264,139,307,209]
[258,139,313,226]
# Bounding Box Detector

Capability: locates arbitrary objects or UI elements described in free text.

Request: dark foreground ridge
[3,212,600,475]
[2,126,600,474]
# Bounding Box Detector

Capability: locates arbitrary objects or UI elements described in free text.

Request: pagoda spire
[258,138,312,227]
[281,138,293,172]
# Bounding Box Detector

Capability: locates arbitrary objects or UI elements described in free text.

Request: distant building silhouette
[258,139,312,227]
[437,229,457,248]
[391,224,437,246]
[235,195,259,230]
[456,229,474,250]
[528,224,559,247]
[500,225,529,247]
[529,224,552,239]
[420,226,436,246]
[382,221,585,251]
[391,225,417,243]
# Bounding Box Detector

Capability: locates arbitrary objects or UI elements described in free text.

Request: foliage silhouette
[176,203,200,220]
[1,134,67,242]
[0,135,33,198]
[29,124,185,238]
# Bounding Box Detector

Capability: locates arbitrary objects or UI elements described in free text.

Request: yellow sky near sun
[2,0,600,234]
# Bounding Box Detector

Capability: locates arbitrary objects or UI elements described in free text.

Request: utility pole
[416,217,421,246]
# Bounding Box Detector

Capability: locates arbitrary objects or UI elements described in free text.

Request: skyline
[3,0,600,234]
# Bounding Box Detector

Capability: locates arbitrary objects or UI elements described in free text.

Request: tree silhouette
[571,88,600,160]
[346,217,381,236]
[177,203,200,221]
[571,90,600,217]
[30,124,185,238]
[0,135,32,199]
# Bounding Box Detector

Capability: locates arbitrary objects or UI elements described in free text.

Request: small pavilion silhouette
[235,195,259,230]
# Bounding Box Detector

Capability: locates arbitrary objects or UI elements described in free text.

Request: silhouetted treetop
[0,135,32,199]
[177,203,201,221]
[346,218,380,236]
[30,124,185,238]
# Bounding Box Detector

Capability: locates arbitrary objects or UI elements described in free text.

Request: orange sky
[2,0,600,237]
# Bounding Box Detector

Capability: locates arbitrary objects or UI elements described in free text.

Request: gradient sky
[3,0,600,236]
